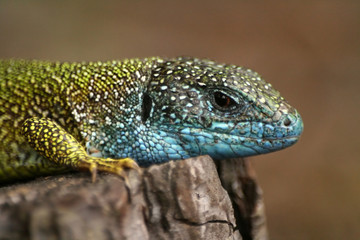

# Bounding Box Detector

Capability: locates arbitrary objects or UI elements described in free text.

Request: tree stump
[0,156,268,240]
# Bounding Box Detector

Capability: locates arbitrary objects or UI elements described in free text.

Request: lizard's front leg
[21,117,139,182]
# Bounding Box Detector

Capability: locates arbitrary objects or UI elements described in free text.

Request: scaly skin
[0,57,303,183]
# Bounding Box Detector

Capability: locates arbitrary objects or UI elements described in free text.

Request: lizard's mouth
[158,111,303,159]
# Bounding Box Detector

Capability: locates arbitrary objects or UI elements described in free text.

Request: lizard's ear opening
[141,93,152,123]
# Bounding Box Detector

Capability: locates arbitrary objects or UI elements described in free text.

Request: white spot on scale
[281,108,289,114]
[135,71,141,78]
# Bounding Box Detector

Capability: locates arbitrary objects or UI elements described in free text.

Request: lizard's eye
[211,91,239,111]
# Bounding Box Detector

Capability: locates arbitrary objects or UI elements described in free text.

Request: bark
[0,156,268,240]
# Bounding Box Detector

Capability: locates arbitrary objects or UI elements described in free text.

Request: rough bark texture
[0,156,267,240]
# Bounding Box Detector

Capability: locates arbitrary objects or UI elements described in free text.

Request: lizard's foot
[83,157,140,182]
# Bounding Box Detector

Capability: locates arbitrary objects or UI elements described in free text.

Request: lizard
[0,57,303,183]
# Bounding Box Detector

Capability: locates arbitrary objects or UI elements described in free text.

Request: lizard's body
[0,57,303,183]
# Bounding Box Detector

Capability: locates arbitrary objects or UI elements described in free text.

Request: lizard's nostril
[283,117,292,127]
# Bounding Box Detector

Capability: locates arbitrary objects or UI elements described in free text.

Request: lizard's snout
[280,110,304,138]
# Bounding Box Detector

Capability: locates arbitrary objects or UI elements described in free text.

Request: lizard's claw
[82,157,140,182]
[115,157,140,171]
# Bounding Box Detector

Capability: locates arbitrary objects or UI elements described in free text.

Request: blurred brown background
[0,0,359,239]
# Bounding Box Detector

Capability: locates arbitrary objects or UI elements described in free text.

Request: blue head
[134,57,303,165]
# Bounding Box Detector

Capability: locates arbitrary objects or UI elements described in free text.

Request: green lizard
[0,57,303,183]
